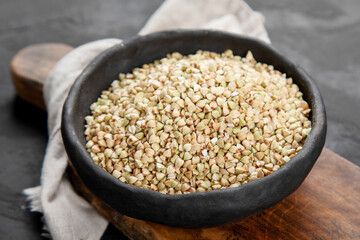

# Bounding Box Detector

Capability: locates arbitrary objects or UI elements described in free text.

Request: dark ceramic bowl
[62,30,326,228]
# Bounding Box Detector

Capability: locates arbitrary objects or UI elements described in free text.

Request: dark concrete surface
[0,0,358,239]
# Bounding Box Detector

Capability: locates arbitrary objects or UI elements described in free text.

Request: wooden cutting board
[11,43,360,240]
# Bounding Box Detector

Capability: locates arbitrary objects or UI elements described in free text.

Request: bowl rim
[62,29,326,201]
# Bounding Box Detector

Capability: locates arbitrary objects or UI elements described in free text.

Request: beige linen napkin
[24,0,270,239]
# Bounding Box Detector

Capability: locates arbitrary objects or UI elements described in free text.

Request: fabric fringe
[23,186,43,212]
[23,187,52,239]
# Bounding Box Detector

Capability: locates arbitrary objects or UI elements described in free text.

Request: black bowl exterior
[62,30,326,228]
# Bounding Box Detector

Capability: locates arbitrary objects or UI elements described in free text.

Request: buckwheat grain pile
[84,50,311,194]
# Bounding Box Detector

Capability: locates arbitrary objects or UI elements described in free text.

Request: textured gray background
[0,0,359,239]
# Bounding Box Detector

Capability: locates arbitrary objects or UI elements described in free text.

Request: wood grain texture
[12,44,360,239]
[10,43,73,110]
[68,148,360,240]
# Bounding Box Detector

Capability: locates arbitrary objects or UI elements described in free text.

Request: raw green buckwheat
[84,50,311,195]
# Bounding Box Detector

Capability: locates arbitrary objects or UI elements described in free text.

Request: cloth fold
[24,0,270,239]
[139,0,270,43]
